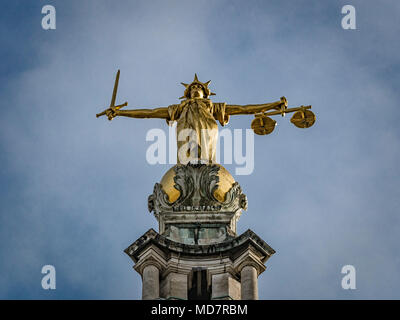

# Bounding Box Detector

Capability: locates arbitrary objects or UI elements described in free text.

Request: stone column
[160,272,188,300]
[211,273,241,300]
[241,265,258,300]
[142,265,160,300]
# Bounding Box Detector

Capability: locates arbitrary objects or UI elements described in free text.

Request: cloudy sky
[1,0,399,299]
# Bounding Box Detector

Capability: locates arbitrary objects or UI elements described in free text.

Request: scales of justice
[97,70,315,300]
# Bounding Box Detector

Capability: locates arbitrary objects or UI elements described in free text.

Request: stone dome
[160,164,236,203]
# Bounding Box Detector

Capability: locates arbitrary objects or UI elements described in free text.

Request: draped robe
[168,99,229,164]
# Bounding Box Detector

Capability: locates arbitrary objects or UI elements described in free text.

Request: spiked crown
[180,74,216,99]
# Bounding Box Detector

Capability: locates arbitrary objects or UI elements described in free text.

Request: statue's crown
[179,74,216,99]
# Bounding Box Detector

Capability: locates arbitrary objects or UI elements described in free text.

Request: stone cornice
[125,228,275,264]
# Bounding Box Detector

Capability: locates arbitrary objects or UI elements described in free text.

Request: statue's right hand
[105,108,118,121]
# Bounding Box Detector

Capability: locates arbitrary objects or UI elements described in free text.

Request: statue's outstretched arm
[225,97,287,116]
[102,106,169,121]
[117,107,169,119]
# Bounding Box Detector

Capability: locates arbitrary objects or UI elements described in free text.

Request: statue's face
[190,84,204,98]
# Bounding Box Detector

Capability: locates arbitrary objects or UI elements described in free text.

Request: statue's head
[180,74,216,100]
[189,83,205,98]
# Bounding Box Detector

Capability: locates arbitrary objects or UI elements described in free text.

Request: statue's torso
[167,99,227,164]
[178,98,217,131]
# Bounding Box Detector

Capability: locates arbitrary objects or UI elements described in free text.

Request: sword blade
[110,69,120,108]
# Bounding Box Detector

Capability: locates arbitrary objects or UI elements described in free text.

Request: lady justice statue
[97,72,316,300]
[96,71,315,164]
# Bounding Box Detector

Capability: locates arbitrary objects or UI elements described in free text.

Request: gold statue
[97,71,315,164]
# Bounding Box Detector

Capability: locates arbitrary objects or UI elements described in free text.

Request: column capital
[134,245,167,276]
[233,246,266,276]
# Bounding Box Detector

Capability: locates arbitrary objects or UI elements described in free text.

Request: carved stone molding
[148,164,248,215]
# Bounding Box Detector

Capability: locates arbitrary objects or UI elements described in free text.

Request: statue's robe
[168,99,229,164]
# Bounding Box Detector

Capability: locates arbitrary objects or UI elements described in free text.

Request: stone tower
[125,163,275,300]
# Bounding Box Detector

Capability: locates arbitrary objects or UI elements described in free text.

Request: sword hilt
[96,102,128,118]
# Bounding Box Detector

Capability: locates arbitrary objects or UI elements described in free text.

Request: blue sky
[0,0,399,299]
